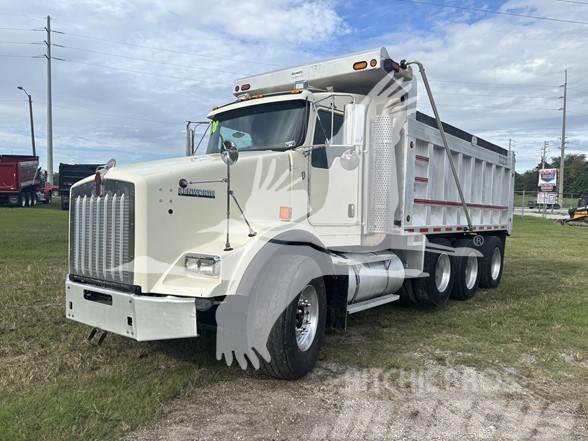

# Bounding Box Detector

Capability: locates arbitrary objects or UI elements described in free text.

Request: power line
[396,0,588,25]
[555,0,588,5]
[58,45,245,75]
[0,40,36,45]
[62,59,214,82]
[429,78,565,91]
[58,31,283,68]
[0,53,39,58]
[0,26,35,31]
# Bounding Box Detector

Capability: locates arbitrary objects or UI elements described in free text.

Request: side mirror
[220,140,239,166]
[343,103,366,147]
[340,147,360,171]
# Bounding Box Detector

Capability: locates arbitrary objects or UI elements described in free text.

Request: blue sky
[0,0,586,172]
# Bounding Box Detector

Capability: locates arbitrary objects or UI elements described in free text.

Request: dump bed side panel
[402,114,515,234]
[0,155,39,193]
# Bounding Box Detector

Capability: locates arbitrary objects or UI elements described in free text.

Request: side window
[313,110,344,145]
[209,125,253,151]
[312,110,345,168]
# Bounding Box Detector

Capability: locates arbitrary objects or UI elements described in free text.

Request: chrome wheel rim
[435,254,451,293]
[295,284,319,352]
[490,247,502,280]
[465,254,479,290]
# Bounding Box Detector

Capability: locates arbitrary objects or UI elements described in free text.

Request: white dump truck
[65,48,515,379]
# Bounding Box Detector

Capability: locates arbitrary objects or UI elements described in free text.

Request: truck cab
[65,47,515,379]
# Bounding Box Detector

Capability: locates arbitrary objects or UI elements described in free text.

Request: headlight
[184,255,221,277]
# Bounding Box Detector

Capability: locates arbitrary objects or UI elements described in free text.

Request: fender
[231,226,347,331]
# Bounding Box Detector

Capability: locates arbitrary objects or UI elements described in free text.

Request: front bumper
[65,279,198,341]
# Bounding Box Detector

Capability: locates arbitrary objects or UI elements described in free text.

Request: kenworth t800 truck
[65,48,515,379]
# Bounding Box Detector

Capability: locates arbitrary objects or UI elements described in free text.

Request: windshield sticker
[211,120,220,134]
[285,140,296,147]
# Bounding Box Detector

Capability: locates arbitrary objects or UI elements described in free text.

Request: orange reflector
[279,206,292,221]
[370,58,377,67]
[241,83,251,91]
[353,61,368,70]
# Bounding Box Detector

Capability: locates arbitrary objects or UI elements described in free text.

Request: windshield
[206,100,307,153]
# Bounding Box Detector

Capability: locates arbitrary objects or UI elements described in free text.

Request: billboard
[538,168,558,189]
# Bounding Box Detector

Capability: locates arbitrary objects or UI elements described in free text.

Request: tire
[260,255,326,380]
[31,193,38,207]
[450,238,481,301]
[479,236,505,289]
[411,238,454,307]
[61,196,69,210]
[18,193,26,207]
[24,193,31,207]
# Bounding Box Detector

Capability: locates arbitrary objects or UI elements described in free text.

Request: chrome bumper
[65,279,198,341]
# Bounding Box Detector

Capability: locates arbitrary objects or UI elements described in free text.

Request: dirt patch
[126,362,586,441]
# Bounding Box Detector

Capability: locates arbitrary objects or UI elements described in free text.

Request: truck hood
[97,151,297,293]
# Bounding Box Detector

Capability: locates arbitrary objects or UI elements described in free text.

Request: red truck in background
[0,155,56,207]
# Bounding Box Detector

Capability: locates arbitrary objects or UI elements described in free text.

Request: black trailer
[59,163,103,210]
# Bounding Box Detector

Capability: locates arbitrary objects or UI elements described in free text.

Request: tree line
[515,154,588,195]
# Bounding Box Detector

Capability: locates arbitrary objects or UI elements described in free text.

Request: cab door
[307,106,360,226]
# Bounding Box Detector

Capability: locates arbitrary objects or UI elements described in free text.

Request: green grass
[0,201,235,441]
[1,204,587,440]
[324,217,588,401]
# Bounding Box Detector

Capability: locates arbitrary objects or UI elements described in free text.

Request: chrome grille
[69,180,135,285]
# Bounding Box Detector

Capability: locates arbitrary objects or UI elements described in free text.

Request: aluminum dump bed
[400,112,514,234]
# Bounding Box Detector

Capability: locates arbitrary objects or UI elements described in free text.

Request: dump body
[0,155,39,194]
[401,112,514,234]
[59,163,103,209]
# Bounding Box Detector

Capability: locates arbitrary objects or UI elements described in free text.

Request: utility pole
[541,141,549,169]
[44,15,54,184]
[559,69,568,205]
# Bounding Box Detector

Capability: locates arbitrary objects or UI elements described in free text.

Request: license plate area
[83,290,113,305]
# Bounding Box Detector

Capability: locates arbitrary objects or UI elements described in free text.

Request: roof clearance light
[241,84,251,91]
[353,61,368,70]
[370,59,377,67]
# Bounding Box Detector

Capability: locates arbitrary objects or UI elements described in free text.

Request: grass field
[1,204,587,440]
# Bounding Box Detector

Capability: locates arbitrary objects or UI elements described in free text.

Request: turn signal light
[279,206,292,221]
[353,61,368,70]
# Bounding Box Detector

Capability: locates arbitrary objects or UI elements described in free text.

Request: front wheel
[260,255,326,380]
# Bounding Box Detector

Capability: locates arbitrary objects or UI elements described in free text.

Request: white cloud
[374,0,588,170]
[0,0,586,173]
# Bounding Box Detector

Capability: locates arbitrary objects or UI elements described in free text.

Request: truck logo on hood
[178,187,215,199]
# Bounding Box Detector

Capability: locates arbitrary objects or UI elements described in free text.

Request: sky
[0,0,586,172]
